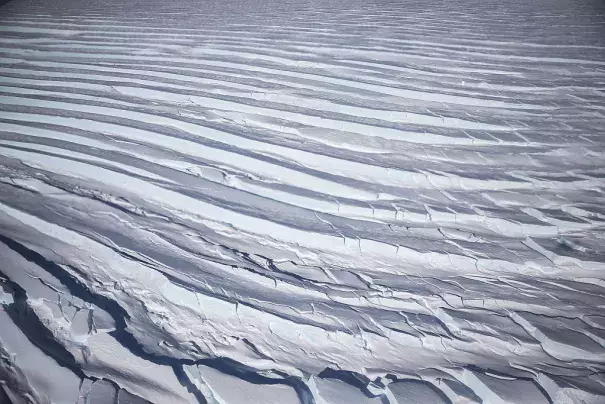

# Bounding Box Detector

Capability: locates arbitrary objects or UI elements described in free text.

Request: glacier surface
[0,0,605,402]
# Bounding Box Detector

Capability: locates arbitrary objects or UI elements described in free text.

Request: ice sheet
[0,0,604,402]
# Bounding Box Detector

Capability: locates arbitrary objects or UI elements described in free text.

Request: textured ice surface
[0,0,604,402]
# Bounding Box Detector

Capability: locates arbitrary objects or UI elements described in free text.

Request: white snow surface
[0,0,604,403]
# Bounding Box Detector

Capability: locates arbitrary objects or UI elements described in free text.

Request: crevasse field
[0,0,604,402]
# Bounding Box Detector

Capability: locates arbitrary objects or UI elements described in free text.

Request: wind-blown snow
[0,0,604,402]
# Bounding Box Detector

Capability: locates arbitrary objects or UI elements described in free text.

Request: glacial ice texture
[0,0,605,402]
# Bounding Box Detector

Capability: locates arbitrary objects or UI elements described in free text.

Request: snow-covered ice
[0,0,604,402]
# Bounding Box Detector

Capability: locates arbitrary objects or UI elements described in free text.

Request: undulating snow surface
[0,0,605,402]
